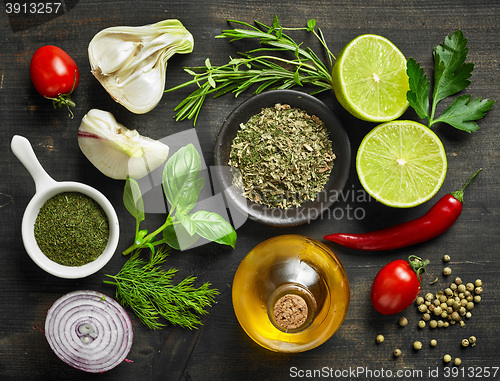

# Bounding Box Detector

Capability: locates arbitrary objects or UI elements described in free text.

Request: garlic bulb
[78,109,169,180]
[88,19,194,114]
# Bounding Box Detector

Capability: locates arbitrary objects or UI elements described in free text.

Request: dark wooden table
[1,1,499,380]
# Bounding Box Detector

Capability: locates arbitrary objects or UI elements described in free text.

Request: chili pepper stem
[450,168,482,203]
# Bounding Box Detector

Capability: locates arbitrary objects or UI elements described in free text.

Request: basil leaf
[189,211,237,248]
[176,213,196,236]
[123,178,145,223]
[162,144,201,211]
[162,223,199,251]
[178,177,205,215]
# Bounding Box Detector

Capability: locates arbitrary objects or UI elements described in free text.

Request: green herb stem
[105,248,220,330]
[122,144,236,255]
[406,30,494,132]
[123,215,175,255]
[166,17,335,125]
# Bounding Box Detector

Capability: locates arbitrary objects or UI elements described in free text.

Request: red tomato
[370,256,428,315]
[30,45,79,106]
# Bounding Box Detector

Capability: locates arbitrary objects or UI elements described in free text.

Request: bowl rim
[21,181,120,279]
[214,89,351,227]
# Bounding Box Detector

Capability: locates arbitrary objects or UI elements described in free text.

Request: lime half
[356,121,447,208]
[332,34,410,122]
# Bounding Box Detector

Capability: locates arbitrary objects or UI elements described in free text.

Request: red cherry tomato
[370,256,428,315]
[30,45,79,113]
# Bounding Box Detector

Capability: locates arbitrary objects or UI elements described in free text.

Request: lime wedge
[356,121,447,208]
[332,34,410,122]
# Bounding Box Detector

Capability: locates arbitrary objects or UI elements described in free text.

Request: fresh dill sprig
[165,16,335,125]
[104,247,219,330]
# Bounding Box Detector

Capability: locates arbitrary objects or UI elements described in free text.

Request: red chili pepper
[324,169,482,251]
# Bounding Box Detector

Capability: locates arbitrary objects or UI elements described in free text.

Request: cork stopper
[273,294,309,330]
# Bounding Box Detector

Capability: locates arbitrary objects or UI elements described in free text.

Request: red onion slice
[45,290,133,373]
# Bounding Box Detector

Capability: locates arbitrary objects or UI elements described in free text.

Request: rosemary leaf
[165,17,334,125]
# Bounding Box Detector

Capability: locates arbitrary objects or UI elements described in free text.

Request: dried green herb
[34,192,109,266]
[228,104,335,209]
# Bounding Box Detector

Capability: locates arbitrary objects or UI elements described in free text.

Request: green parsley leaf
[433,95,496,133]
[406,57,430,120]
[406,30,494,132]
[432,30,474,104]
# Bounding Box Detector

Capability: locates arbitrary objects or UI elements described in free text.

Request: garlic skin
[88,19,194,114]
[78,109,169,180]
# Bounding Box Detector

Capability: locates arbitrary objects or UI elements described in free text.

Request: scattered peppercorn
[418,320,426,328]
[376,334,384,344]
[430,339,437,347]
[443,254,451,262]
[443,267,452,276]
[399,317,408,327]
[393,348,402,357]
[418,304,428,313]
[454,358,462,366]
[469,336,477,347]
[461,339,470,347]
[413,341,422,350]
[415,278,484,328]
[443,354,452,363]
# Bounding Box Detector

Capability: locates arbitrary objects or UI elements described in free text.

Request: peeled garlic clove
[78,109,169,180]
[88,19,194,114]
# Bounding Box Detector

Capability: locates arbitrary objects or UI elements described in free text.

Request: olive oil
[232,235,349,352]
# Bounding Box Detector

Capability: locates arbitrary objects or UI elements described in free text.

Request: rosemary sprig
[104,247,219,330]
[166,16,335,125]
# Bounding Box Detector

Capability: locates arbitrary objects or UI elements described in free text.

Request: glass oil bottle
[232,234,350,353]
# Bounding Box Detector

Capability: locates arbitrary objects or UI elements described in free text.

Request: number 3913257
[5,3,62,14]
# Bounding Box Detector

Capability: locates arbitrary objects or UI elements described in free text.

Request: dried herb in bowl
[228,103,335,209]
[34,192,109,266]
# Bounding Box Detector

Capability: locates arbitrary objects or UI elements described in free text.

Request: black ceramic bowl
[214,90,351,227]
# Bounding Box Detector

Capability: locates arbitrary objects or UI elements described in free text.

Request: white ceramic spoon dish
[11,135,119,279]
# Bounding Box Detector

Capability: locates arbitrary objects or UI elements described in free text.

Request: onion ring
[45,290,133,373]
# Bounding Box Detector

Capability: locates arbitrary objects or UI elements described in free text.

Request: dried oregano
[228,103,335,209]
